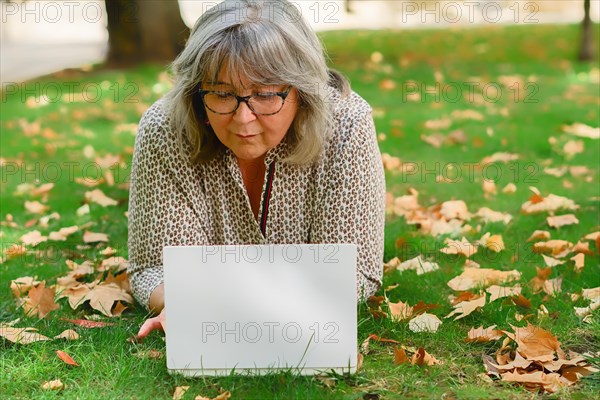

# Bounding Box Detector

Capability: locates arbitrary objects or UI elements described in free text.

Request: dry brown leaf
[387,299,413,321]
[445,295,486,320]
[527,230,551,242]
[466,325,503,342]
[25,200,49,214]
[543,278,562,297]
[54,329,79,340]
[584,231,600,241]
[441,237,478,258]
[411,347,441,366]
[10,276,40,297]
[478,233,505,252]
[195,391,232,400]
[4,244,26,259]
[48,226,79,241]
[481,152,519,164]
[85,189,118,207]
[83,231,109,243]
[97,256,128,273]
[56,350,79,367]
[563,140,584,158]
[533,240,573,255]
[521,189,578,214]
[87,283,134,317]
[395,255,439,275]
[41,379,64,391]
[173,386,190,400]
[20,230,48,246]
[23,281,59,318]
[541,254,565,267]
[502,183,517,194]
[394,346,410,365]
[482,180,497,196]
[487,285,521,302]
[504,323,561,362]
[408,313,442,332]
[440,200,470,220]
[475,207,512,224]
[448,267,521,291]
[562,122,600,139]
[530,267,553,294]
[547,214,579,228]
[0,326,50,344]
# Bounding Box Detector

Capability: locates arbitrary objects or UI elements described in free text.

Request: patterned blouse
[127,85,386,310]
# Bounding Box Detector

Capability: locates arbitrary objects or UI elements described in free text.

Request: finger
[137,317,161,339]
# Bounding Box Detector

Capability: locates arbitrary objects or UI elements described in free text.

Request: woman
[129,0,386,339]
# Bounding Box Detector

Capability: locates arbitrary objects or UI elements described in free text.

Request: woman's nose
[232,100,256,124]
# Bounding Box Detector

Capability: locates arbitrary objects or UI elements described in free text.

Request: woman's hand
[134,308,166,341]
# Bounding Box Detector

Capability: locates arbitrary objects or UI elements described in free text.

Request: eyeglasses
[198,86,292,116]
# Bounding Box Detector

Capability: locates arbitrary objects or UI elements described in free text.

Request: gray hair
[164,0,349,165]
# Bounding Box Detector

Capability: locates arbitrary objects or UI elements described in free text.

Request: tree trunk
[578,0,595,61]
[105,0,189,67]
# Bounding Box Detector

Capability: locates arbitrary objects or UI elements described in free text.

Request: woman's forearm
[148,283,165,314]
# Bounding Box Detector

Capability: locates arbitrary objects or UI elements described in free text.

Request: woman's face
[203,66,299,163]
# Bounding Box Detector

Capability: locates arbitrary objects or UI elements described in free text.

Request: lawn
[1,24,599,399]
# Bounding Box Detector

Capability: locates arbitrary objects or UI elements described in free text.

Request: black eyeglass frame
[198,86,293,116]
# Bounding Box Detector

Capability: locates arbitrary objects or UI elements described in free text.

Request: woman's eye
[215,92,233,98]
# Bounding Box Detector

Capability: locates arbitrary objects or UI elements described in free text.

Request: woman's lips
[236,133,258,139]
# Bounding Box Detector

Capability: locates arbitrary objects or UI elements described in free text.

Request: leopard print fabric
[127,86,386,310]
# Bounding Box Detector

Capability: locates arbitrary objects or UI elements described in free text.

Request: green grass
[1,24,599,399]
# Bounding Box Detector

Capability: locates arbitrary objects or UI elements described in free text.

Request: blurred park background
[1,1,600,399]
[1,0,599,84]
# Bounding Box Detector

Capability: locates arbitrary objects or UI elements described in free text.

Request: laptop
[163,243,358,376]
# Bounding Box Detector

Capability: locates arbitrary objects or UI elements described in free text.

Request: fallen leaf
[408,313,442,333]
[23,281,60,318]
[475,207,512,224]
[527,230,550,242]
[56,350,79,367]
[41,379,64,390]
[440,200,470,220]
[10,276,40,297]
[487,285,521,302]
[543,278,562,297]
[48,226,79,241]
[60,318,116,328]
[502,183,517,194]
[504,323,561,362]
[547,214,579,228]
[448,267,521,291]
[441,237,478,258]
[20,230,48,246]
[562,122,600,139]
[387,299,413,321]
[570,253,585,272]
[395,255,439,275]
[54,330,79,340]
[445,295,486,320]
[83,231,109,243]
[466,325,504,342]
[562,140,584,159]
[541,254,565,267]
[411,347,441,366]
[533,240,573,255]
[521,190,578,214]
[25,200,49,214]
[478,233,505,252]
[173,386,190,400]
[85,189,118,207]
[394,346,410,365]
[0,326,50,344]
